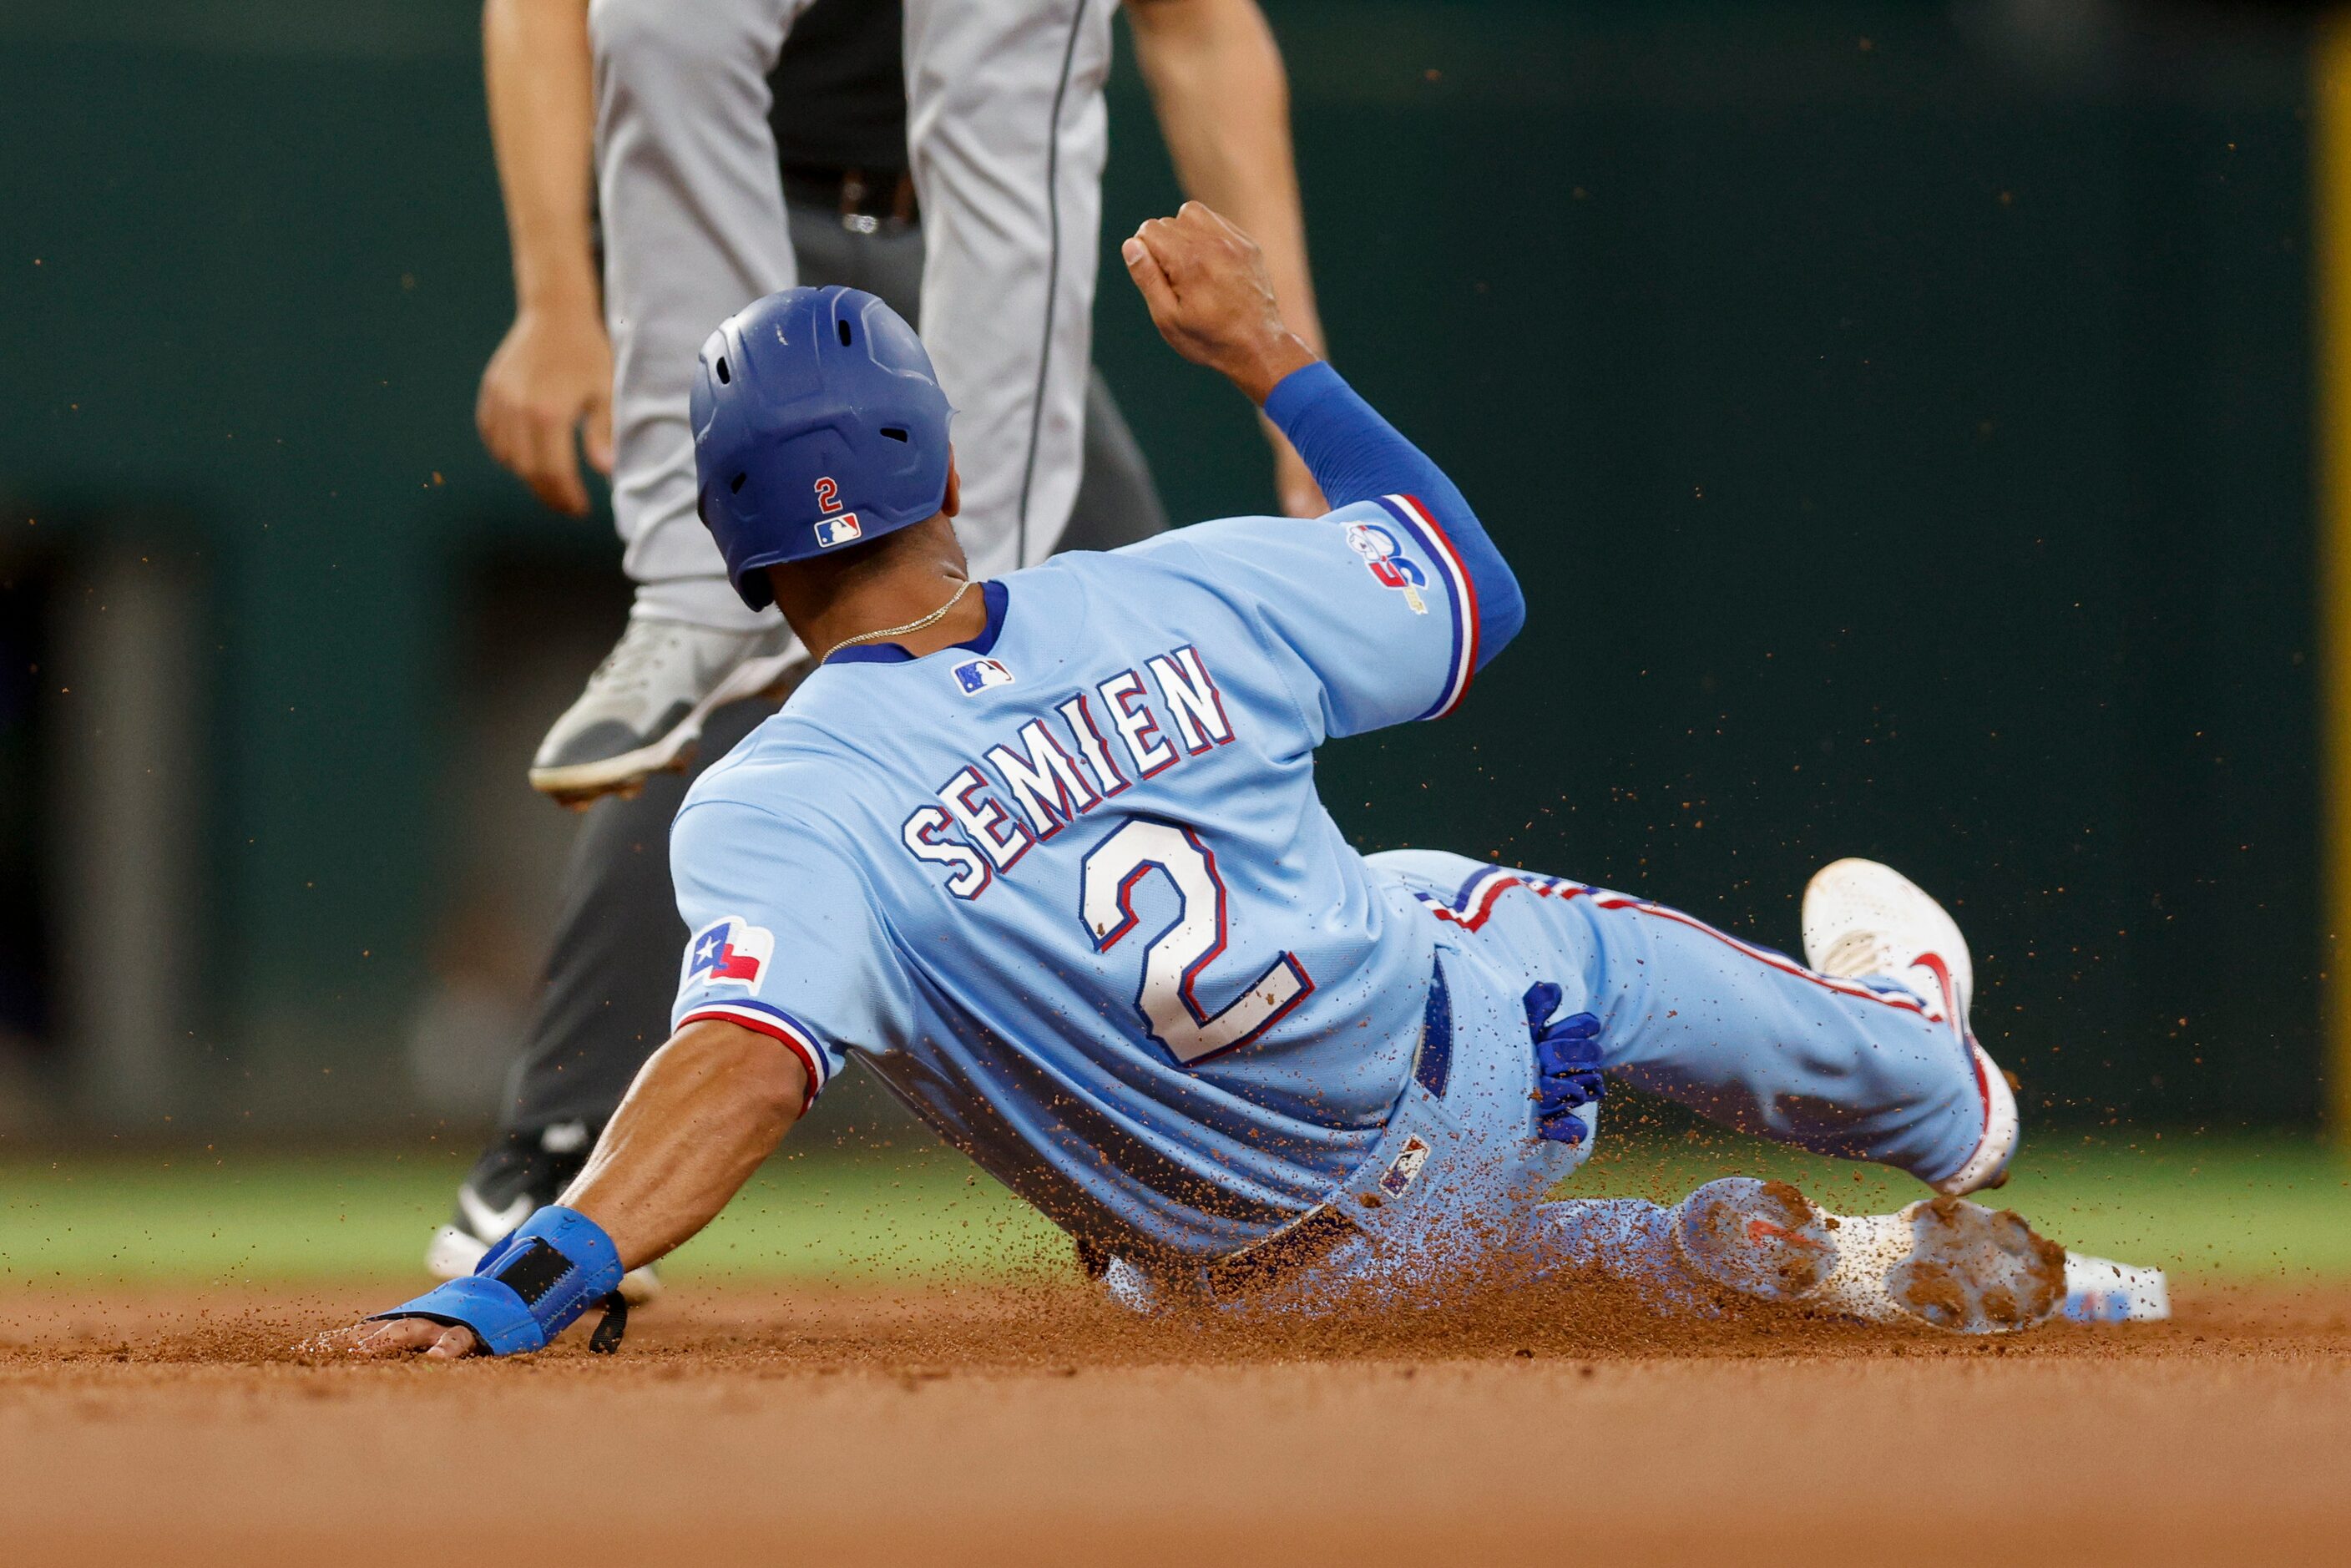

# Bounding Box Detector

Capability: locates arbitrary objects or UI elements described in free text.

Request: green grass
[1,1132,2343,1287]
[0,1142,1062,1287]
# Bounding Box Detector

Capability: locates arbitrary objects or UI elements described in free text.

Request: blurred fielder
[351,206,2166,1358]
[442,0,1325,1298]
[482,0,1328,808]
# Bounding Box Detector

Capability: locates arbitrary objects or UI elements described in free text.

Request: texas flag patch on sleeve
[682,915,775,995]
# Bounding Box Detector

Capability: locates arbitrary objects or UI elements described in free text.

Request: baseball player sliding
[348,206,2165,1358]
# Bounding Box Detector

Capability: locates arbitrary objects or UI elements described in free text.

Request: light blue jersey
[377,359,2035,1354]
[669,496,1481,1262]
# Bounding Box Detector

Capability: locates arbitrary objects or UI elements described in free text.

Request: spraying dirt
[1,1276,2343,1565]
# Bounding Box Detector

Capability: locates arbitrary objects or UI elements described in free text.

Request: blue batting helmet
[690,286,953,610]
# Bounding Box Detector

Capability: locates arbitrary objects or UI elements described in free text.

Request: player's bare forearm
[342,1020,803,1358]
[1126,0,1327,512]
[484,0,598,315]
[1123,203,1318,404]
[1126,0,1322,357]
[558,1019,810,1267]
[478,0,613,513]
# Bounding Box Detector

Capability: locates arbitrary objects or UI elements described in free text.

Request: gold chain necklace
[814,578,979,665]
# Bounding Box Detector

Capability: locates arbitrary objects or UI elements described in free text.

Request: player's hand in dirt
[1123,202,1318,406]
[332,1317,486,1360]
[476,301,614,517]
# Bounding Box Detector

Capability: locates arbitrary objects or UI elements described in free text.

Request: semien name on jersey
[898,644,1235,899]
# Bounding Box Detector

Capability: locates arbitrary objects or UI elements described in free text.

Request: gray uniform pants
[593,0,1117,632]
[491,198,1166,1138]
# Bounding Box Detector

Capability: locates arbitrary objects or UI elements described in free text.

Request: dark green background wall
[0,2,2323,1125]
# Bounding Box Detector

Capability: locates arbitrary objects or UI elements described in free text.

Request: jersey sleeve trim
[677,999,832,1110]
[1375,493,1479,720]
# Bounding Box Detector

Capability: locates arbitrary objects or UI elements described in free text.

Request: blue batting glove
[1524,982,1607,1146]
[367,1206,625,1356]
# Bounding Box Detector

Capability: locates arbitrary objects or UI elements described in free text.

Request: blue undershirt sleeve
[1261,360,1524,665]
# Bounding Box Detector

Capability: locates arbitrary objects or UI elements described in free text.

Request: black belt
[781,162,918,229]
[1196,958,1455,1298]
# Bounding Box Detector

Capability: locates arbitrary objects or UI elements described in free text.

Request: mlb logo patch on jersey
[1378,1136,1432,1197]
[952,655,1015,695]
[684,915,775,994]
[813,513,863,549]
[1342,522,1428,614]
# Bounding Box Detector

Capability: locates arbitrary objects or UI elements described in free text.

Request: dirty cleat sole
[1864,1196,2066,1334]
[1671,1176,1840,1303]
[1676,1180,2068,1336]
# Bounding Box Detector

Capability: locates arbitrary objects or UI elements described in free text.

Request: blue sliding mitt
[367,1205,627,1356]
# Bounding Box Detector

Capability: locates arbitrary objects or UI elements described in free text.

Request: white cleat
[1673,1177,2068,1335]
[528,616,806,807]
[1802,857,2019,1195]
[2060,1253,2172,1323]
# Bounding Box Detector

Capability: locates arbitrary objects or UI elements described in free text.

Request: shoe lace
[1815,930,1888,980]
[1818,931,1957,1025]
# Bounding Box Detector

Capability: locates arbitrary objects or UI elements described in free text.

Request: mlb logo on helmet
[813,513,863,549]
[953,656,1015,695]
[685,915,776,994]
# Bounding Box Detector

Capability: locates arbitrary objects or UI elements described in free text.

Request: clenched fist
[1122,202,1319,407]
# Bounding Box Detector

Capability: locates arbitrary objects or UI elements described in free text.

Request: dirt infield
[3,1278,2345,1566]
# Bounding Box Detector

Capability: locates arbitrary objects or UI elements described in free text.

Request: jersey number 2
[1079,818,1312,1065]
